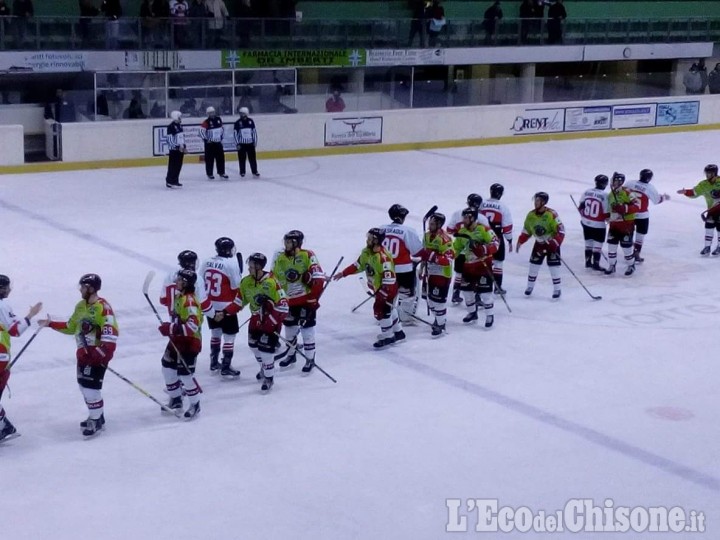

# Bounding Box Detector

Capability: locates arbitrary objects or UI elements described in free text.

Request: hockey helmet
[0,274,9,289]
[489,183,504,200]
[367,227,386,245]
[239,107,249,116]
[467,193,483,208]
[247,252,268,270]
[429,212,446,228]
[176,269,197,290]
[611,172,625,187]
[639,169,653,183]
[594,174,609,190]
[215,237,235,257]
[206,106,216,116]
[461,207,478,221]
[705,164,718,178]
[177,250,198,270]
[388,204,409,223]
[170,110,182,122]
[79,273,102,291]
[534,191,549,205]
[284,230,305,249]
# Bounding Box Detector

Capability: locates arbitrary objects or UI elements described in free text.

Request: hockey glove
[547,237,561,253]
[471,243,489,257]
[158,322,172,336]
[612,203,629,214]
[577,201,586,212]
[88,346,107,365]
[376,286,392,302]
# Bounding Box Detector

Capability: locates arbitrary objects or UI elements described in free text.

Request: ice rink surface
[1,129,718,539]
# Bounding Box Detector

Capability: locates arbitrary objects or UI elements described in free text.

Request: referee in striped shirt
[233,107,260,178]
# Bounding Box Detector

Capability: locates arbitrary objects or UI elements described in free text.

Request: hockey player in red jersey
[625,168,670,263]
[480,183,513,293]
[160,250,211,317]
[577,174,610,271]
[605,172,641,276]
[200,237,242,377]
[382,204,423,325]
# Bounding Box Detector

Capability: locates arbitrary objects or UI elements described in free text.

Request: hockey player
[234,107,260,178]
[448,193,490,304]
[200,237,242,376]
[416,213,453,336]
[237,253,289,392]
[606,172,641,276]
[0,275,42,443]
[272,230,325,373]
[158,269,203,419]
[165,110,186,189]
[382,204,423,324]
[452,208,500,327]
[677,164,720,256]
[333,228,405,349]
[516,192,565,298]
[625,169,670,263]
[479,183,513,293]
[200,106,228,180]
[577,174,610,271]
[160,250,211,317]
[39,274,118,437]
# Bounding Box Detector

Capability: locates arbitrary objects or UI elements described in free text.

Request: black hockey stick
[5,326,44,372]
[559,256,602,300]
[351,291,375,313]
[236,252,244,274]
[320,256,344,296]
[142,271,203,393]
[478,261,512,314]
[274,332,337,383]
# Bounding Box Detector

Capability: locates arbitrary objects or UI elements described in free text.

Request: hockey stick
[274,332,337,384]
[421,205,439,316]
[320,256,344,296]
[570,194,609,263]
[559,256,603,300]
[236,251,244,274]
[5,326,44,372]
[479,261,512,314]
[142,271,203,393]
[351,290,375,313]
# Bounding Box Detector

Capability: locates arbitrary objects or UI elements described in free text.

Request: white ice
[1,130,718,539]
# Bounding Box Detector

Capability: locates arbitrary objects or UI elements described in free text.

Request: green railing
[0,16,717,51]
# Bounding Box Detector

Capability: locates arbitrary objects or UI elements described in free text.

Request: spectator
[151,0,170,47]
[96,91,109,116]
[78,0,100,45]
[188,0,207,47]
[408,0,428,48]
[140,0,155,47]
[237,93,253,114]
[150,101,166,117]
[180,97,198,116]
[546,0,566,45]
[708,63,720,94]
[483,0,502,45]
[44,89,77,123]
[170,0,190,48]
[684,62,706,95]
[220,95,233,115]
[206,0,229,47]
[426,0,445,48]
[127,97,146,119]
[235,0,253,48]
[519,0,534,44]
[101,0,122,49]
[12,0,33,46]
[325,88,346,113]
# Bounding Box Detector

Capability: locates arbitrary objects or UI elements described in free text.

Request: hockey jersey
[625,180,667,219]
[381,222,423,273]
[271,249,324,307]
[160,268,211,316]
[200,255,242,314]
[234,117,258,146]
[518,207,565,245]
[419,229,454,278]
[0,299,30,363]
[447,208,490,235]
[340,247,396,292]
[48,297,119,353]
[578,187,610,229]
[479,198,513,241]
[165,121,185,152]
[169,292,203,353]
[200,116,224,143]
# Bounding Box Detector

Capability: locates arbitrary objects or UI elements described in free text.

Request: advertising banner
[222,49,365,68]
[510,108,565,135]
[366,49,445,66]
[324,117,383,146]
[564,106,611,132]
[611,104,656,129]
[656,101,700,127]
[152,124,237,156]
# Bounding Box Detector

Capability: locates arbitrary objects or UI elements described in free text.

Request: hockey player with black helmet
[577,174,610,271]
[382,204,423,325]
[677,164,720,256]
[480,183,514,293]
[447,193,490,304]
[452,208,500,327]
[200,237,243,376]
[271,230,325,373]
[0,275,43,442]
[157,269,203,419]
[605,172,642,276]
[40,274,119,437]
[160,250,210,317]
[237,253,289,391]
[416,212,454,335]
[625,168,670,263]
[516,192,566,298]
[333,228,405,348]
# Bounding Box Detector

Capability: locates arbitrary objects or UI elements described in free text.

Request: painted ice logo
[511,110,564,134]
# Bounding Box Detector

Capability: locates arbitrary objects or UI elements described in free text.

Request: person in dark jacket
[12,0,34,44]
[519,0,535,44]
[708,63,720,94]
[233,107,259,178]
[483,0,502,45]
[408,0,427,48]
[44,89,77,123]
[546,0,566,44]
[165,110,186,188]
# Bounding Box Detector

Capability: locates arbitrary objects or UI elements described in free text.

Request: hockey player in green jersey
[452,208,500,328]
[677,164,720,255]
[516,192,565,299]
[606,172,641,276]
[40,274,119,437]
[272,230,325,373]
[234,253,289,392]
[157,269,203,419]
[416,212,454,336]
[333,228,405,349]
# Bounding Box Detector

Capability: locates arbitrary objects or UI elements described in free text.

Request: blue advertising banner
[656,101,700,127]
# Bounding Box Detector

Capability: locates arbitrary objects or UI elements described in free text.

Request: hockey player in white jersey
[577,174,610,271]
[625,169,670,263]
[447,193,490,303]
[200,237,242,377]
[160,250,211,316]
[0,275,42,442]
[382,204,423,324]
[480,183,513,293]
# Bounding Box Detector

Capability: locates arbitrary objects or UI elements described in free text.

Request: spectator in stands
[150,101,166,117]
[426,0,445,47]
[127,97,146,119]
[151,0,170,47]
[12,0,33,45]
[408,0,428,48]
[708,63,720,95]
[44,89,77,123]
[684,62,707,95]
[220,95,233,115]
[519,0,534,44]
[180,97,198,116]
[546,0,566,45]
[188,0,207,47]
[483,0,502,45]
[170,0,190,48]
[101,0,122,49]
[206,0,229,47]
[95,91,109,116]
[237,93,254,114]
[235,0,253,48]
[325,88,346,113]
[79,0,100,45]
